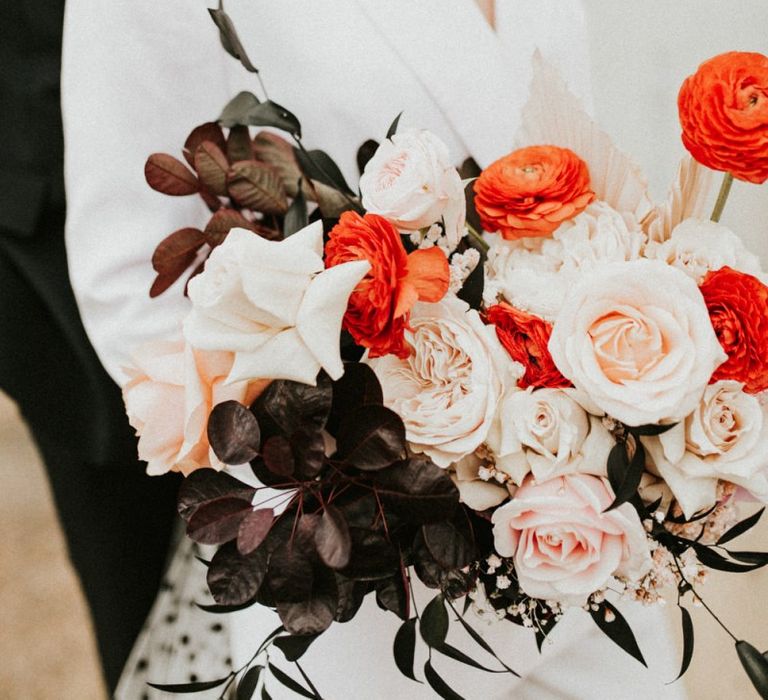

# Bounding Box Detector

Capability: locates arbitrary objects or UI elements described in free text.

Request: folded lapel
[355,0,534,167]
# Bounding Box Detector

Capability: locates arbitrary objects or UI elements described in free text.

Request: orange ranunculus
[678,51,768,184]
[700,266,768,393]
[324,211,449,358]
[485,302,570,389]
[473,145,594,240]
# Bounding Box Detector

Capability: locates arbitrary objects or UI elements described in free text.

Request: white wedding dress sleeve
[62,1,687,697]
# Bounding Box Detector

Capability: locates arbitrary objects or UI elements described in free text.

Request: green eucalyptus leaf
[718,507,766,545]
[424,660,465,700]
[736,640,768,699]
[284,178,308,237]
[237,665,263,700]
[420,594,449,647]
[147,676,230,693]
[386,112,403,140]
[208,2,259,73]
[393,617,421,682]
[267,663,317,699]
[590,600,646,667]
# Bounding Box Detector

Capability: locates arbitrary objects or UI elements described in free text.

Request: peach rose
[122,340,267,476]
[473,145,594,240]
[491,474,651,605]
[678,51,768,183]
[548,260,726,426]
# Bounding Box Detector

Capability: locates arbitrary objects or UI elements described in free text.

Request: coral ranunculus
[485,302,570,389]
[700,266,768,393]
[325,211,449,358]
[678,51,768,183]
[473,145,594,240]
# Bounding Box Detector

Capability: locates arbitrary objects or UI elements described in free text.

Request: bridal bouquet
[124,7,768,698]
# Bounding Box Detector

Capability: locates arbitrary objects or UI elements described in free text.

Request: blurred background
[1,1,767,698]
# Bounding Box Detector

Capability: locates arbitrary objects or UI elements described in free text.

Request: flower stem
[465,223,490,252]
[710,172,734,223]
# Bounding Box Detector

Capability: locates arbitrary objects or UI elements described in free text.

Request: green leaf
[691,541,768,572]
[267,663,317,699]
[237,665,263,700]
[218,92,302,137]
[196,600,255,614]
[386,112,403,140]
[605,439,646,512]
[420,594,449,647]
[424,660,465,700]
[295,147,354,195]
[261,688,272,700]
[590,600,646,667]
[393,617,420,682]
[718,507,765,545]
[627,422,678,436]
[433,641,507,673]
[147,676,230,693]
[273,634,320,662]
[737,640,768,699]
[208,2,259,73]
[444,598,519,676]
[284,178,308,237]
[669,606,694,683]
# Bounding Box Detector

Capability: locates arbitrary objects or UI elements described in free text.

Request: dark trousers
[0,212,179,692]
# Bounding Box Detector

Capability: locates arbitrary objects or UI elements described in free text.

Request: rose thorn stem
[710,171,734,223]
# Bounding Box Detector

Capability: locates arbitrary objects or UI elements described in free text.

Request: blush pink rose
[122,340,268,476]
[491,474,651,605]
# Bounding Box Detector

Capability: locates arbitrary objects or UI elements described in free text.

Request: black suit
[0,1,178,691]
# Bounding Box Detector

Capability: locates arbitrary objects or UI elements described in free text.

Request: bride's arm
[61,0,234,383]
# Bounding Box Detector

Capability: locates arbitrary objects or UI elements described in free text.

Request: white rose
[483,202,643,320]
[645,218,762,284]
[366,295,514,468]
[548,259,726,427]
[483,235,565,320]
[487,387,614,484]
[184,223,369,385]
[555,201,644,273]
[359,129,466,250]
[644,381,768,517]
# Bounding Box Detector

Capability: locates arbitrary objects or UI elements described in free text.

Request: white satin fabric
[62,1,686,697]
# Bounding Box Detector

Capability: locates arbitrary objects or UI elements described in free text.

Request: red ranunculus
[678,51,768,183]
[473,145,594,240]
[700,266,768,393]
[325,211,449,358]
[485,302,570,389]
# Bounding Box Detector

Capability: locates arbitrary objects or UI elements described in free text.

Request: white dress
[61,1,686,697]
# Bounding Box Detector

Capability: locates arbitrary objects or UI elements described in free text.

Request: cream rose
[366,295,514,468]
[487,387,614,484]
[548,259,727,426]
[122,341,266,476]
[452,454,512,511]
[645,218,762,284]
[184,222,369,385]
[491,474,652,605]
[359,129,466,250]
[644,381,768,517]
